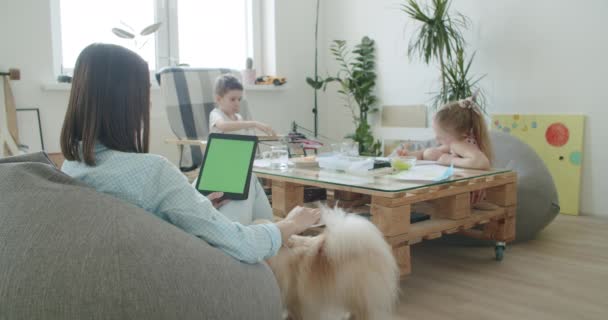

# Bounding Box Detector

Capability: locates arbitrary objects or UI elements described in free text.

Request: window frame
[50,0,265,77]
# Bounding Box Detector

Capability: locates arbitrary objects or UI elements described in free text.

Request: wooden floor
[394,215,608,320]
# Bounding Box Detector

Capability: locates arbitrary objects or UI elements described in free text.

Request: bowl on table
[390,156,416,171]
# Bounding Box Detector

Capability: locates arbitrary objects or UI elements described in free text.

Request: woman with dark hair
[60,43,319,263]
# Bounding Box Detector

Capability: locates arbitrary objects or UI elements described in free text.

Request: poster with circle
[492,114,585,215]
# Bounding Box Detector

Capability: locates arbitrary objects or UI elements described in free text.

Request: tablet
[195,133,258,200]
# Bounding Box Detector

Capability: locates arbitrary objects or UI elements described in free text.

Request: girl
[60,43,319,264]
[398,94,493,170]
[398,95,493,204]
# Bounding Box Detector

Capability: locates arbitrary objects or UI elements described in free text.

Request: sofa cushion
[0,155,281,320]
[0,151,55,165]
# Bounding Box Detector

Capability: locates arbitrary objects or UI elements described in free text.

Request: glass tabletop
[253,164,511,193]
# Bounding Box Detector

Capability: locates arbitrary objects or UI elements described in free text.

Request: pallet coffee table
[254,165,517,279]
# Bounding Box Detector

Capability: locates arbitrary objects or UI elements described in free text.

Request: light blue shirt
[61,144,281,263]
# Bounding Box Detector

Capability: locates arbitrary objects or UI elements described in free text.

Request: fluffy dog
[266,207,399,320]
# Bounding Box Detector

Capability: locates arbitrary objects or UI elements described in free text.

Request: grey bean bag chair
[491,131,560,242]
[0,153,282,320]
[439,131,560,244]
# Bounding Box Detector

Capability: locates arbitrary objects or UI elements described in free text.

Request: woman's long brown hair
[60,43,150,166]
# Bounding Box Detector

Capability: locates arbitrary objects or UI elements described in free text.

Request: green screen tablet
[196,133,258,200]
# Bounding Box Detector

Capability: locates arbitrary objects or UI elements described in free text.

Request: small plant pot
[241,69,256,85]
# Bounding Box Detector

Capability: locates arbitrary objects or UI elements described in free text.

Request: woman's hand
[285,206,321,233]
[276,206,321,244]
[255,121,276,136]
[207,192,229,209]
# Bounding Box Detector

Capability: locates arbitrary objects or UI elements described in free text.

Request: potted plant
[440,47,486,112]
[402,0,478,109]
[242,57,256,85]
[307,36,381,156]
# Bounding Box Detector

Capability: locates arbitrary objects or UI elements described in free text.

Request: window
[52,0,263,74]
[176,0,252,70]
[57,0,157,71]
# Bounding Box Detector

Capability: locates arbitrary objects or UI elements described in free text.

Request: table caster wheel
[495,242,506,261]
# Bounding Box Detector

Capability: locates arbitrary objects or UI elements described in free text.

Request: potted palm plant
[402,0,484,109]
[441,47,486,112]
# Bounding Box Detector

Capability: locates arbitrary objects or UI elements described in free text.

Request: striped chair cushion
[156,67,252,171]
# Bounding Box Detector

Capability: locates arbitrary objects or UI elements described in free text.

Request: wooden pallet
[327,190,372,209]
[260,171,517,280]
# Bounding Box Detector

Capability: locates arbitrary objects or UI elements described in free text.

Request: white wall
[251,0,326,144]
[0,0,323,165]
[323,0,608,216]
[3,0,606,216]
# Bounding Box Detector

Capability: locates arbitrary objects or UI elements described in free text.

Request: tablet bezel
[195,133,258,200]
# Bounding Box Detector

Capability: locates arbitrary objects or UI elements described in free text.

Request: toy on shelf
[255,75,287,86]
[285,121,324,156]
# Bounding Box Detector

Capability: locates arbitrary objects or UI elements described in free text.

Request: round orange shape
[545,123,569,147]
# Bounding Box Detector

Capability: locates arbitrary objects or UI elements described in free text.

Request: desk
[165,135,284,149]
[254,165,517,279]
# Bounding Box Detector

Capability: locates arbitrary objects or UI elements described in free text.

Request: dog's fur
[266,208,400,320]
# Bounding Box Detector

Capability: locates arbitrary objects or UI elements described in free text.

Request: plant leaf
[306,77,322,89]
[112,28,135,39]
[140,22,162,36]
[119,20,135,32]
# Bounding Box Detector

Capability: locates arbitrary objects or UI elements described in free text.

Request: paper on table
[253,159,272,168]
[253,159,294,168]
[391,164,455,182]
[416,160,438,165]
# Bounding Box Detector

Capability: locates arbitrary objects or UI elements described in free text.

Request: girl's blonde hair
[435,97,494,164]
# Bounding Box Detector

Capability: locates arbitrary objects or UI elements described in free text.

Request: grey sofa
[0,153,282,320]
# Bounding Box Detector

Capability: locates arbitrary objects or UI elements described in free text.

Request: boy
[209,75,276,136]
